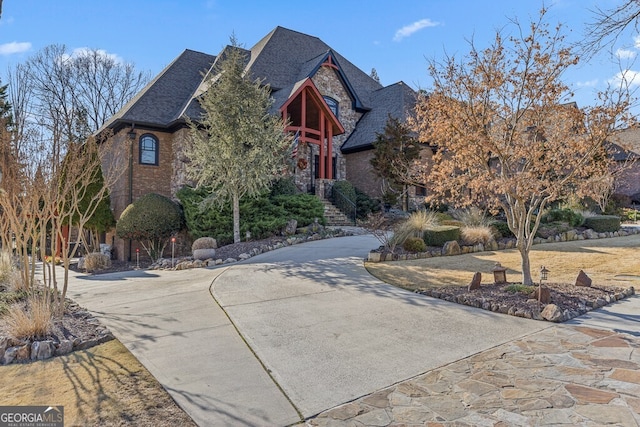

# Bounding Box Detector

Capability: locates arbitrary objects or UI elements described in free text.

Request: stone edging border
[0,301,115,366]
[413,286,636,323]
[150,229,354,271]
[367,226,640,262]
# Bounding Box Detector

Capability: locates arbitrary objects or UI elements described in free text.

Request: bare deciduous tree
[413,9,633,285]
[583,1,640,56]
[0,45,143,316]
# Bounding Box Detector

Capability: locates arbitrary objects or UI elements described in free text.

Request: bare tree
[413,8,633,285]
[583,1,640,55]
[0,45,142,315]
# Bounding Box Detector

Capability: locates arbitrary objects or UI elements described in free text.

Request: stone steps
[320,199,355,226]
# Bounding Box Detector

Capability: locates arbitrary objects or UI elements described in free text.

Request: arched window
[139,134,159,165]
[323,96,339,118]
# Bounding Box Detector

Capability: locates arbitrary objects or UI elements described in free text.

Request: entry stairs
[320,198,355,226]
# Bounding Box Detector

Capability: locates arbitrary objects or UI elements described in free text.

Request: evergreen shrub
[423,226,460,247]
[584,215,621,232]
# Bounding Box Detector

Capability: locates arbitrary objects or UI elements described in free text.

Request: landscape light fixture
[492,262,507,284]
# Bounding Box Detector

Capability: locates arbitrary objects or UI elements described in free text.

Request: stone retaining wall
[367,226,640,262]
[0,302,114,366]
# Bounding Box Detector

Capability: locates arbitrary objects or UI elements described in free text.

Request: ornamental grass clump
[392,210,440,246]
[461,225,495,245]
[84,253,111,272]
[451,207,496,227]
[5,296,53,340]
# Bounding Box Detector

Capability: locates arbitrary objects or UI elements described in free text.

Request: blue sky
[0,0,637,109]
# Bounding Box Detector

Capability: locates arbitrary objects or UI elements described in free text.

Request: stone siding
[312,66,361,181]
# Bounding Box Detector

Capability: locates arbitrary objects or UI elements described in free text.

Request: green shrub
[116,193,184,261]
[270,177,299,197]
[403,236,426,252]
[355,188,381,219]
[271,194,325,226]
[177,186,325,245]
[491,221,514,238]
[621,208,640,222]
[584,215,621,232]
[503,284,534,294]
[423,226,460,247]
[332,180,356,202]
[541,208,584,227]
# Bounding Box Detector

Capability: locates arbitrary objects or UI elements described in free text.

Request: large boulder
[442,240,461,256]
[541,304,564,322]
[575,270,592,287]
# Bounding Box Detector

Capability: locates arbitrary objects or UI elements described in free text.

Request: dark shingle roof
[100,49,216,132]
[246,27,382,108]
[341,82,417,153]
[101,26,410,154]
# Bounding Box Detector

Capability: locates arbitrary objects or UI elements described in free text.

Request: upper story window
[323,96,339,118]
[139,134,159,165]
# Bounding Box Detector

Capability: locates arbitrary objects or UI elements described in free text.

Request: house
[98,26,417,260]
[607,127,640,204]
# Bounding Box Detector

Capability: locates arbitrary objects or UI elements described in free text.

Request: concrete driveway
[67,233,551,426]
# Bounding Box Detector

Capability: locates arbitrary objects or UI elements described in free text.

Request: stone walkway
[308,325,640,426]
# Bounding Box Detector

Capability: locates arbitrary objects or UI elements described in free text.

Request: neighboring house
[98,26,417,260]
[608,127,640,203]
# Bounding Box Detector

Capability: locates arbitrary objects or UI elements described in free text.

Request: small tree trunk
[519,245,533,285]
[233,193,240,244]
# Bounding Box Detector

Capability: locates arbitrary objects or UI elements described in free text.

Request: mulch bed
[415,282,635,322]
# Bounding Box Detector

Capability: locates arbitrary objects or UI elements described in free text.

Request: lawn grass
[366,234,640,291]
[0,340,195,426]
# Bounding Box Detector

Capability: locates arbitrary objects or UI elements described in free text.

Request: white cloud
[576,79,599,87]
[0,41,31,55]
[634,35,640,48]
[616,48,636,59]
[71,47,123,63]
[610,69,640,87]
[393,19,440,42]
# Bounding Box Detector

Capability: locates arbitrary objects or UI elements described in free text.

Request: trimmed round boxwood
[423,226,461,247]
[403,236,427,253]
[116,193,184,260]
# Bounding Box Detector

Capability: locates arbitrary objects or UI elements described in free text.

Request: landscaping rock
[575,270,592,287]
[2,346,18,365]
[31,340,55,361]
[55,340,73,356]
[16,344,30,361]
[224,258,237,264]
[530,286,551,304]
[541,304,564,322]
[468,272,482,291]
[284,219,298,235]
[238,253,251,260]
[443,240,461,256]
[193,248,216,261]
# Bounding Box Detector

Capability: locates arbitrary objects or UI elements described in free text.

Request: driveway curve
[212,234,549,419]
